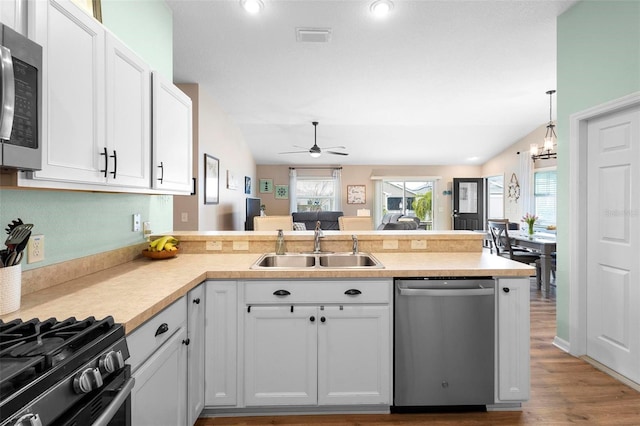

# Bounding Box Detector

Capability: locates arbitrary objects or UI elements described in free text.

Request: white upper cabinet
[30,0,106,184]
[0,0,27,34]
[23,0,190,193]
[151,72,193,193]
[105,34,151,188]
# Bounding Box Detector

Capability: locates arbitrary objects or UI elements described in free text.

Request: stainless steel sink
[317,253,383,268]
[251,252,384,269]
[254,253,316,268]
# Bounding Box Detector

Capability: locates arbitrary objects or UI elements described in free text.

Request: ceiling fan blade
[279,150,310,154]
[326,151,349,156]
[322,146,347,150]
[292,145,310,150]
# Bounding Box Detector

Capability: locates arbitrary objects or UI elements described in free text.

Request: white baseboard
[552,336,570,353]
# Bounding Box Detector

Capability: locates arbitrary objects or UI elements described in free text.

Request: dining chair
[487,219,542,288]
[253,215,293,231]
[338,216,373,231]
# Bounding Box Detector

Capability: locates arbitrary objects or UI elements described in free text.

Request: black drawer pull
[503,287,510,293]
[193,298,201,304]
[320,316,326,323]
[310,316,315,322]
[155,323,169,337]
[273,289,291,296]
[182,338,190,346]
[344,289,362,296]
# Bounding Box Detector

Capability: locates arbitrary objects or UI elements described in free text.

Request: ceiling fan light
[309,151,321,158]
[240,0,263,14]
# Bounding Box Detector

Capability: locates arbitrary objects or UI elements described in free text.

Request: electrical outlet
[383,239,399,250]
[206,241,222,251]
[411,239,427,250]
[133,214,141,232]
[181,212,188,222]
[27,234,45,263]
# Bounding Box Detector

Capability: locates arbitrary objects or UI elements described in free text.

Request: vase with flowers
[522,213,538,238]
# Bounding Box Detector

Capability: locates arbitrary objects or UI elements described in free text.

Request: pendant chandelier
[531,90,558,162]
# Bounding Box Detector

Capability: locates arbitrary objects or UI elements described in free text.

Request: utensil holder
[0,263,21,315]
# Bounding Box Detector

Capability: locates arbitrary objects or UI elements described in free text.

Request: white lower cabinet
[204,281,238,407]
[128,285,206,426]
[128,298,188,426]
[243,279,392,407]
[187,283,206,424]
[496,277,530,402]
[318,305,390,405]
[131,326,188,426]
[244,305,318,406]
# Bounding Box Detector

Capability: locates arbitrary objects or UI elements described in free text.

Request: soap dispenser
[275,229,286,255]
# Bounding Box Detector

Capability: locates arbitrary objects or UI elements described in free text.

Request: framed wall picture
[347,185,366,204]
[259,178,273,193]
[204,154,219,204]
[245,176,251,194]
[227,170,238,190]
[275,184,289,199]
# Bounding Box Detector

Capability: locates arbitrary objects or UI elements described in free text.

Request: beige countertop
[1,251,533,333]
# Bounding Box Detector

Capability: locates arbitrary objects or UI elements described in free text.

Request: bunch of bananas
[148,235,179,252]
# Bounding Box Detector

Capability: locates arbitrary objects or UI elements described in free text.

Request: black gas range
[0,316,132,426]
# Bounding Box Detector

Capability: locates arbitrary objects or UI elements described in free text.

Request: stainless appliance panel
[394,278,495,407]
[0,23,42,170]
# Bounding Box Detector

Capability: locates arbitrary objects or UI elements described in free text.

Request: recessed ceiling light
[240,0,263,14]
[370,0,393,17]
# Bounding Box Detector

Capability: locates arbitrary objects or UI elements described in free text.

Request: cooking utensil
[5,224,33,249]
[5,251,17,267]
[5,218,24,234]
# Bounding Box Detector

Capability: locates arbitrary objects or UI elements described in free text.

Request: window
[295,177,337,212]
[534,169,557,227]
[486,175,504,220]
[380,180,434,229]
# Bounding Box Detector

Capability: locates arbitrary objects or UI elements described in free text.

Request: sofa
[377,213,420,230]
[292,211,343,230]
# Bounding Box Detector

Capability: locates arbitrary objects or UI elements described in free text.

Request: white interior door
[586,105,640,383]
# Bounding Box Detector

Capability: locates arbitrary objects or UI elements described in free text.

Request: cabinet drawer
[244,279,391,305]
[128,297,187,371]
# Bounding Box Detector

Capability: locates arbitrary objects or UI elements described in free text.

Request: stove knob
[14,413,42,426]
[73,367,104,394]
[99,350,125,374]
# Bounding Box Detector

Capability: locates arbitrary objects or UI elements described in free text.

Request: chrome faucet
[313,221,324,253]
[352,234,358,254]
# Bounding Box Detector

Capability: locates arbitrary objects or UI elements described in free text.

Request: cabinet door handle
[182,338,190,346]
[157,161,164,184]
[503,287,510,293]
[100,147,108,177]
[310,316,315,322]
[154,323,169,337]
[320,316,326,323]
[193,298,201,304]
[110,150,117,179]
[273,289,291,296]
[344,289,362,296]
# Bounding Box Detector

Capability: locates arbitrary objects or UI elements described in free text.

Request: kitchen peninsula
[1,231,534,423]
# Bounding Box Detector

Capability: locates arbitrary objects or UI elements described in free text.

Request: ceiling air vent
[296,28,332,43]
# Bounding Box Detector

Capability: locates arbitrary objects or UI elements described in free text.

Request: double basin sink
[251,252,384,269]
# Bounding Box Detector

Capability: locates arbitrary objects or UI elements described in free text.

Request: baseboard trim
[581,356,640,392]
[552,336,570,353]
[200,405,390,417]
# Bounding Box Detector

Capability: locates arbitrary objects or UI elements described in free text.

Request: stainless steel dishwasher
[394,277,495,408]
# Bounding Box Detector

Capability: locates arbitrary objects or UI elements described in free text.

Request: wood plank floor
[196,282,640,425]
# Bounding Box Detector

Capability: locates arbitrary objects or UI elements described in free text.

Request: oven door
[55,366,134,426]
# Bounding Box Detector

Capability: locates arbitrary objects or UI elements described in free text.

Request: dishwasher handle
[398,287,494,297]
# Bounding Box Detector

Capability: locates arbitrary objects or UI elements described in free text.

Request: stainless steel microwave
[0,23,42,171]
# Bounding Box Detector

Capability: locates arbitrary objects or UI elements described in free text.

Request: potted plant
[412,192,432,223]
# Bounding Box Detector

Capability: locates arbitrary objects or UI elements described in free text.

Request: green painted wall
[556,0,640,341]
[102,0,173,80]
[0,0,175,271]
[0,190,173,268]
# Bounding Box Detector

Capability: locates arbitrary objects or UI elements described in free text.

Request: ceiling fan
[279,121,348,158]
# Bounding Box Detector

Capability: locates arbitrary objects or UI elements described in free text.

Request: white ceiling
[168,0,578,166]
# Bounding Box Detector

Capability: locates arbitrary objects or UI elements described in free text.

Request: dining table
[511,232,557,295]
